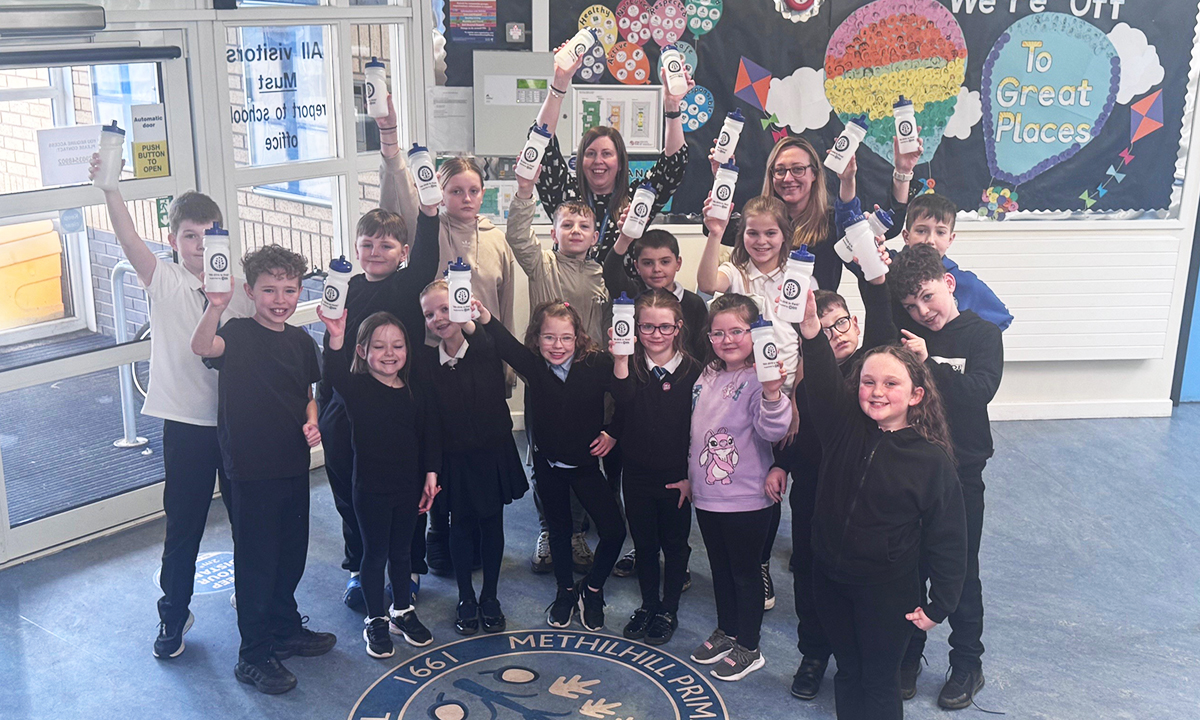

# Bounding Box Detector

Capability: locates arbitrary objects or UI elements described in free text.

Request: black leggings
[534,457,625,591]
[812,564,920,720]
[353,486,419,619]
[790,467,832,661]
[761,501,781,564]
[624,480,691,613]
[450,509,505,603]
[696,506,772,651]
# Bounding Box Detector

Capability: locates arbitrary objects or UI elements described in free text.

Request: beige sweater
[505,195,609,346]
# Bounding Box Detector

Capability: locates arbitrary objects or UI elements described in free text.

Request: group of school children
[100,48,1012,720]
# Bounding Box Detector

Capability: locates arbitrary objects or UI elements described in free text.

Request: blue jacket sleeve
[947,263,1013,332]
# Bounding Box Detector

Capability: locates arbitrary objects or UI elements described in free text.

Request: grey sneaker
[531,531,553,574]
[711,644,766,682]
[612,548,636,577]
[690,629,736,665]
[571,532,595,574]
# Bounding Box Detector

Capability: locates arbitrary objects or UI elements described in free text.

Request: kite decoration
[685,0,722,37]
[1078,89,1163,209]
[775,0,823,24]
[734,56,772,113]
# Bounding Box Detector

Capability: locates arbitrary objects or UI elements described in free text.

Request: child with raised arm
[477,299,625,632]
[611,289,701,646]
[416,281,528,636]
[190,245,334,695]
[318,307,441,660]
[688,294,792,682]
[889,243,1004,708]
[89,154,254,660]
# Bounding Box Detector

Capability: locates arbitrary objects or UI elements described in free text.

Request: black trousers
[353,486,419,619]
[624,479,691,613]
[450,507,504,603]
[790,467,832,661]
[533,457,625,591]
[229,475,309,664]
[157,420,234,625]
[906,468,986,671]
[761,501,781,564]
[813,564,920,720]
[696,506,771,651]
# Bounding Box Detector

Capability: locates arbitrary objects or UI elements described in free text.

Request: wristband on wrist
[375,124,397,132]
[664,109,682,119]
[550,84,567,97]
[893,168,914,183]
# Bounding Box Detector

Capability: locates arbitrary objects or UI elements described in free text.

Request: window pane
[226,25,337,168]
[237,177,339,275]
[358,169,382,212]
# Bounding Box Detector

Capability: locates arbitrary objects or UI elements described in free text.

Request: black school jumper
[898,310,1003,673]
[802,331,967,720]
[412,329,528,604]
[773,275,897,663]
[613,357,702,614]
[324,343,441,619]
[212,318,322,665]
[317,212,440,577]
[601,249,711,362]
[483,317,626,592]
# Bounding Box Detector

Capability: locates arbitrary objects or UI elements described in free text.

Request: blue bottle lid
[102,120,125,136]
[448,256,471,272]
[873,208,894,228]
[530,123,553,140]
[727,108,745,123]
[330,255,353,273]
[894,96,913,109]
[613,291,635,305]
[790,244,815,262]
[205,222,229,237]
[635,182,656,194]
[663,43,679,53]
[719,160,738,173]
[847,212,868,227]
[408,143,429,156]
[848,115,869,131]
[750,317,773,329]
[366,56,385,69]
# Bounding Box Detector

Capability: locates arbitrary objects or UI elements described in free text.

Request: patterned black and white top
[535,132,689,265]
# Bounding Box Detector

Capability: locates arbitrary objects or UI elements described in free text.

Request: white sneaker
[531,531,553,574]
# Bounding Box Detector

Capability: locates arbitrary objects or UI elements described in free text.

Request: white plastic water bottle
[408,143,443,206]
[776,245,816,323]
[611,292,636,356]
[836,211,892,282]
[750,318,781,383]
[661,45,689,96]
[93,121,125,191]
[516,124,553,180]
[555,28,598,70]
[621,183,657,240]
[321,255,354,319]
[824,116,868,175]
[894,96,919,154]
[202,223,231,294]
[709,161,738,221]
[712,109,745,165]
[365,57,387,120]
[447,257,473,323]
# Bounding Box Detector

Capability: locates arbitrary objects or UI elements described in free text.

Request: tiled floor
[2,409,1199,719]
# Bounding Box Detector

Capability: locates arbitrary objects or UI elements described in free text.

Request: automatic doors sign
[153,551,235,595]
[350,630,728,720]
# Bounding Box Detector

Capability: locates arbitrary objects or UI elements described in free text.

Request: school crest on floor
[349,630,728,720]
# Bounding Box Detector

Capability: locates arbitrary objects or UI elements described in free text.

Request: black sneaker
[623,606,654,639]
[575,579,606,631]
[389,605,434,647]
[152,611,194,659]
[234,655,297,695]
[789,656,828,700]
[455,599,480,636]
[427,531,453,577]
[363,617,394,659]
[546,585,577,628]
[274,623,337,659]
[900,656,924,700]
[644,610,678,646]
[612,549,636,577]
[938,666,985,710]
[761,562,775,611]
[480,597,506,633]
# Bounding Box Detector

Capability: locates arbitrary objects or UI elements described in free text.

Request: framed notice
[570,85,663,154]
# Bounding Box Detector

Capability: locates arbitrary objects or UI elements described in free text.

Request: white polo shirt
[141,258,254,426]
[717,260,799,395]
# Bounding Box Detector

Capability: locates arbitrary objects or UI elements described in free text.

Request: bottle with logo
[660,44,689,95]
[621,183,658,240]
[709,160,738,221]
[320,256,354,319]
[894,96,919,154]
[93,121,125,191]
[611,292,636,356]
[555,28,598,70]
[712,109,745,165]
[408,143,443,206]
[750,318,781,383]
[516,123,553,180]
[365,57,387,119]
[824,116,868,175]
[835,211,893,283]
[447,257,473,323]
[202,223,231,293]
[776,245,816,323]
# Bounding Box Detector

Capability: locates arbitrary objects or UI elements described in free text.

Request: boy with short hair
[606,228,708,361]
[192,244,335,695]
[900,193,1013,331]
[90,155,255,661]
[889,243,1003,710]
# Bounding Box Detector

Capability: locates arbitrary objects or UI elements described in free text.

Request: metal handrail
[111,260,148,448]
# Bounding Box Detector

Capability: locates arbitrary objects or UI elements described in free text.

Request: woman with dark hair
[529,50,692,263]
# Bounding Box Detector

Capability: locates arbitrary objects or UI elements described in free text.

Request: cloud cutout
[943,87,981,140]
[766,67,832,133]
[1108,23,1164,104]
